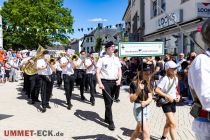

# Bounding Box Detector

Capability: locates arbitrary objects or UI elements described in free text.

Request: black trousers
[23,73,30,97]
[29,74,40,101]
[56,70,62,86]
[114,85,120,100]
[101,79,118,125]
[93,74,97,93]
[86,74,95,102]
[63,74,75,105]
[40,75,52,108]
[77,69,86,97]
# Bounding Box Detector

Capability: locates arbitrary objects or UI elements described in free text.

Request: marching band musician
[36,51,55,113]
[75,50,87,101]
[20,54,41,104]
[96,41,122,131]
[84,52,96,106]
[55,57,62,88]
[60,56,75,110]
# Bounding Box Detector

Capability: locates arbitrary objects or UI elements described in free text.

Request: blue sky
[0,0,127,39]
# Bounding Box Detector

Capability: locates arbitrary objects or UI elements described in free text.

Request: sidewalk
[0,81,195,140]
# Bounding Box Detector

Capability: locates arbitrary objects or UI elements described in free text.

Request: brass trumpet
[71,54,79,61]
[49,58,56,65]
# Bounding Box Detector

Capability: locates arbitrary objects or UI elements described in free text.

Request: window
[87,47,89,53]
[91,46,93,51]
[152,0,157,17]
[161,0,166,12]
[181,0,189,4]
[86,38,89,43]
[90,37,93,42]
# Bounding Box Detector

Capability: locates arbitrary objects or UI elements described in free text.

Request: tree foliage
[0,0,73,49]
[95,37,102,52]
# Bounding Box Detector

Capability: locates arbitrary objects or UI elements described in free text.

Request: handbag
[154,77,176,107]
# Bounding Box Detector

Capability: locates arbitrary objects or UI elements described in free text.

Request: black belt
[101,79,117,82]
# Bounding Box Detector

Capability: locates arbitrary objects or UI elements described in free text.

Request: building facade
[70,38,83,53]
[123,0,210,55]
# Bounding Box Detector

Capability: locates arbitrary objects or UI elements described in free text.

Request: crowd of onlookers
[0,48,28,83]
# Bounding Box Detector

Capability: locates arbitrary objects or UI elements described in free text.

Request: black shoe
[115,99,120,103]
[91,101,95,106]
[42,108,46,113]
[67,104,73,110]
[30,101,35,104]
[35,99,41,102]
[46,105,51,109]
[108,123,115,131]
[81,96,86,101]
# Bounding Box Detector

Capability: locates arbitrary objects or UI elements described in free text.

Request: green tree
[95,37,102,52]
[0,0,73,49]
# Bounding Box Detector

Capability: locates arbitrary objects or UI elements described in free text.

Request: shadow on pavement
[72,93,92,105]
[74,109,108,128]
[0,114,14,120]
[50,98,67,108]
[120,127,160,140]
[72,134,117,140]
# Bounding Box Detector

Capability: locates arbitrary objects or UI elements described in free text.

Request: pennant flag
[26,27,30,31]
[87,28,90,31]
[65,29,68,33]
[78,28,80,32]
[72,29,74,32]
[6,25,9,30]
[37,28,40,32]
[56,29,59,33]
[81,28,83,32]
[16,26,19,30]
[91,28,93,30]
[46,29,49,32]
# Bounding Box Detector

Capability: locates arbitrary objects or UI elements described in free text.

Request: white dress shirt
[85,58,96,74]
[188,51,210,112]
[62,63,74,76]
[96,54,121,80]
[37,58,52,75]
[76,58,86,70]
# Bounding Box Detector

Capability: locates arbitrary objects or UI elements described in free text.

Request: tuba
[24,45,45,75]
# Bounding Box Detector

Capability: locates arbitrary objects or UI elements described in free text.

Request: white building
[123,0,210,55]
[81,28,120,53]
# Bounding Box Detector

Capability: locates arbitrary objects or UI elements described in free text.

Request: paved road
[0,80,195,140]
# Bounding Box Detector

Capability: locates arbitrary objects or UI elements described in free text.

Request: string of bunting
[0,23,125,33]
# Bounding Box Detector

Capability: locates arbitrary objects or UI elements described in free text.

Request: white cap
[60,57,68,65]
[165,61,177,70]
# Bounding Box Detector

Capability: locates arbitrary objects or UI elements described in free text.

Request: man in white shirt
[188,18,210,140]
[36,51,54,113]
[85,52,96,106]
[75,50,87,101]
[96,41,122,131]
[55,57,62,88]
[60,56,75,110]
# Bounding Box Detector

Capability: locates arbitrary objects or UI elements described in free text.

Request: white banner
[119,42,164,57]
